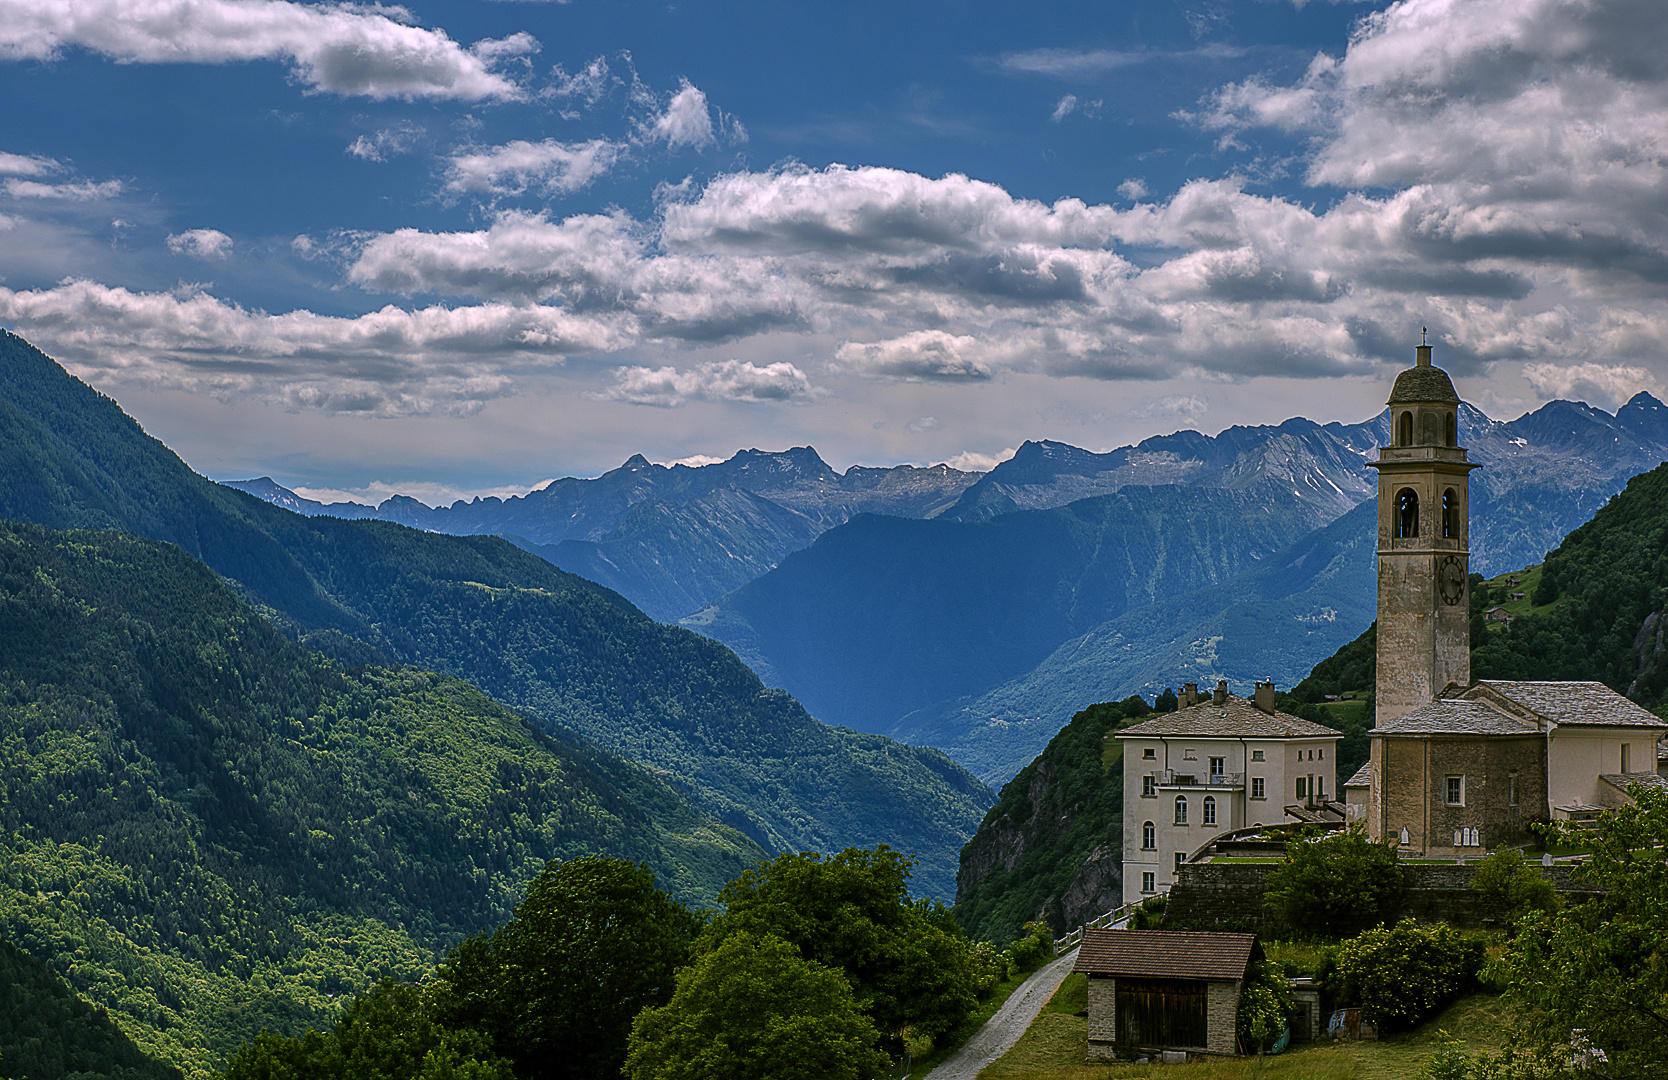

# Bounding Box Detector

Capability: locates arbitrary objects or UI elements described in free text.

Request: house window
[1142,821,1156,850]
[1446,775,1465,806]
[1251,777,1265,799]
[1142,872,1155,893]
[1143,747,1156,759]
[1203,796,1217,826]
[1318,748,1324,759]
[1142,776,1156,798]
[1296,777,1308,799]
[1209,756,1225,781]
[1316,776,1325,799]
[1183,748,1196,760]
[1174,852,1186,871]
[1174,796,1188,825]
[1251,749,1264,761]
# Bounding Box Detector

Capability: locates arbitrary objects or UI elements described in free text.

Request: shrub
[1469,849,1557,931]
[1236,959,1295,1054]
[1264,825,1404,939]
[1007,920,1055,974]
[1337,920,1484,1031]
[1129,894,1167,931]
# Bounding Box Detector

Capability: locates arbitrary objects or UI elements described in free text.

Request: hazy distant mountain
[690,395,1668,783]
[227,451,980,620]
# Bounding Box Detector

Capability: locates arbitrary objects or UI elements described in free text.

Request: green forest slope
[0,520,764,1077]
[0,331,993,898]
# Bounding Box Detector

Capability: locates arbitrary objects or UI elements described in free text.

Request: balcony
[1157,770,1245,789]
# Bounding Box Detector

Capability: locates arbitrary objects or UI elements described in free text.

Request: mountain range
[230,390,1668,785]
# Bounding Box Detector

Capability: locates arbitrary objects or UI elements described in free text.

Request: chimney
[1180,682,1199,708]
[1213,679,1228,706]
[1254,680,1276,714]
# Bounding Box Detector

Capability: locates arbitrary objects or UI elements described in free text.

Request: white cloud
[4,177,123,199]
[550,56,612,107]
[645,80,715,149]
[0,0,532,101]
[1117,178,1148,200]
[1000,48,1143,77]
[835,331,994,381]
[166,228,233,259]
[444,138,623,196]
[0,278,626,416]
[347,123,423,162]
[0,151,59,177]
[667,453,727,468]
[1127,394,1210,424]
[1521,361,1658,409]
[1050,94,1077,122]
[593,359,819,407]
[943,448,1015,472]
[292,477,550,506]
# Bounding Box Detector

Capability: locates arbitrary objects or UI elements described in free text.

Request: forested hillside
[0,519,762,1077]
[0,939,181,1080]
[0,331,993,899]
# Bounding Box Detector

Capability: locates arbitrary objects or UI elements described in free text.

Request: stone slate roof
[1387,364,1461,404]
[1344,761,1375,788]
[1117,695,1339,739]
[1601,772,1668,794]
[1373,699,1541,737]
[1074,929,1257,981]
[1476,681,1668,729]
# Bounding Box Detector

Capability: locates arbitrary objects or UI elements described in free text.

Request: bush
[1469,849,1557,931]
[1264,826,1404,939]
[1129,894,1167,931]
[1006,921,1055,974]
[1235,959,1295,1054]
[1337,920,1484,1031]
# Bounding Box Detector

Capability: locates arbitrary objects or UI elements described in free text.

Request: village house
[1117,680,1338,904]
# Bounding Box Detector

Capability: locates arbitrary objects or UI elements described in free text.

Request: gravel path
[920,945,1082,1080]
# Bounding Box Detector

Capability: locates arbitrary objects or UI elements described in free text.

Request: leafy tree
[1263,826,1404,939]
[1496,784,1668,1077]
[1469,848,1558,932]
[1005,920,1056,974]
[428,856,703,1080]
[623,933,889,1080]
[222,981,510,1080]
[704,846,980,1053]
[1337,920,1483,1032]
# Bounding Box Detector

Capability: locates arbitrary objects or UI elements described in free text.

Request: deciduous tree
[1264,825,1404,939]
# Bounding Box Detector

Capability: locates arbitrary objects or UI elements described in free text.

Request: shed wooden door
[1115,978,1207,1049]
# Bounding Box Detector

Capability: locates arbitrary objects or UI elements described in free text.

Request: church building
[1120,339,1668,890]
[1352,342,1668,853]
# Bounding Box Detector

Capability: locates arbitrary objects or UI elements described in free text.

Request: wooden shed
[1074,928,1260,1060]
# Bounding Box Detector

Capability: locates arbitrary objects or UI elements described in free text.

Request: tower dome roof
[1386,364,1460,405]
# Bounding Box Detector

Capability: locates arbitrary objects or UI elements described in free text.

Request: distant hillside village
[1074,343,1668,1066]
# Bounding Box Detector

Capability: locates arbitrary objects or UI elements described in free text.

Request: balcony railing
[1158,770,1245,788]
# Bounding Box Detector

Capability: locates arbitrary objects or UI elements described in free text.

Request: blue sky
[1,0,1665,504]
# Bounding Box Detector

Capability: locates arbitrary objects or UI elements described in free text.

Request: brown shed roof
[1073,929,1258,981]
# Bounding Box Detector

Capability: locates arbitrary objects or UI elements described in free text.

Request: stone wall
[1085,976,1116,1062]
[1205,980,1240,1055]
[1165,861,1601,930]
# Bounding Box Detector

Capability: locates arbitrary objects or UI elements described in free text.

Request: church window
[1174,796,1188,824]
[1445,775,1465,806]
[1142,821,1156,849]
[1622,743,1631,773]
[1142,776,1156,798]
[1251,749,1264,761]
[1445,411,1457,447]
[1442,489,1459,538]
[1203,796,1217,826]
[1397,410,1413,446]
[1142,872,1155,893]
[1251,777,1265,799]
[1396,488,1420,538]
[1508,774,1518,806]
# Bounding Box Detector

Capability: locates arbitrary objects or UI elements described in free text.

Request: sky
[1,0,1666,504]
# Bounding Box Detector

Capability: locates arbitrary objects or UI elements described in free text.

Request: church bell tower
[1371,339,1479,726]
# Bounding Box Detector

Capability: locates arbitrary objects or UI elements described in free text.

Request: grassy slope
[0,520,763,1077]
[979,981,1510,1080]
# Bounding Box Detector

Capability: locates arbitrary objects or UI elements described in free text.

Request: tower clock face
[1439,555,1467,605]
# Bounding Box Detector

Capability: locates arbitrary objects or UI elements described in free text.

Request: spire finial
[1421,326,1428,346]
